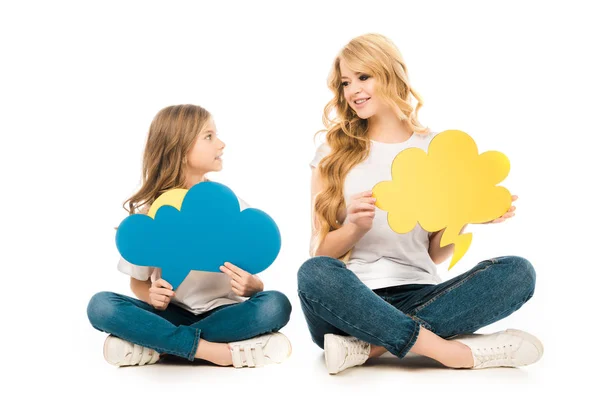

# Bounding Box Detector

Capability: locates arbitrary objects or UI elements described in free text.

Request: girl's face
[186,117,226,175]
[340,59,384,120]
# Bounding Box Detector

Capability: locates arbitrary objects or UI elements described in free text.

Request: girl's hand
[219,262,264,297]
[347,191,377,233]
[486,195,518,224]
[148,278,175,310]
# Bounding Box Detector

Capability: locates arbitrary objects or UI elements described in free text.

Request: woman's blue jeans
[297,256,535,358]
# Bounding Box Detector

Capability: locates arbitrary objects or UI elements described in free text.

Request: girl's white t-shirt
[311,131,443,289]
[117,197,251,315]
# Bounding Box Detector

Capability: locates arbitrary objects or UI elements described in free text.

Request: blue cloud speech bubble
[115,182,281,289]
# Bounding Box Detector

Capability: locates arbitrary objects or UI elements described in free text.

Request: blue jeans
[87,290,292,361]
[297,256,535,358]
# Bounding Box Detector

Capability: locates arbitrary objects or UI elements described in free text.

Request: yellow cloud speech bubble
[372,130,512,269]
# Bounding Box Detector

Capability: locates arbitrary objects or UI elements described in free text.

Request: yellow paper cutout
[372,130,512,269]
[147,188,189,219]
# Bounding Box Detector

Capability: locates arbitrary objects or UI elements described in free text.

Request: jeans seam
[410,315,433,332]
[447,288,534,337]
[298,289,405,357]
[410,261,493,316]
[187,328,202,361]
[397,321,420,358]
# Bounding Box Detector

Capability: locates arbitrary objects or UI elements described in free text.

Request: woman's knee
[498,256,536,300]
[297,256,343,292]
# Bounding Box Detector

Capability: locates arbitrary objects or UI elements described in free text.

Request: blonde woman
[298,34,543,374]
[88,105,292,368]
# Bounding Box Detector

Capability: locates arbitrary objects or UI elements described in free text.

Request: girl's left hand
[486,195,518,224]
[219,262,264,297]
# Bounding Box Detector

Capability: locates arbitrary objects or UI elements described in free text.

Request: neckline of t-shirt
[369,132,416,145]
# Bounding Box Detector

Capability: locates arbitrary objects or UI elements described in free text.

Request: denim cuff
[186,328,202,361]
[396,320,420,359]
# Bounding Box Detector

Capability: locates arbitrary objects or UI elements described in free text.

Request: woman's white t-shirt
[117,197,251,315]
[311,132,442,290]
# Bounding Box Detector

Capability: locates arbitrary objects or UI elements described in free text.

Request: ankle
[441,341,474,369]
[368,345,386,359]
[195,340,233,366]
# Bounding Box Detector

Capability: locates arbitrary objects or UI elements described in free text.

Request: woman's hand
[220,262,264,297]
[148,279,175,310]
[346,190,377,233]
[486,195,518,224]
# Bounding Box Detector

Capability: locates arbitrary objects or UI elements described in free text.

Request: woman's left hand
[486,195,518,224]
[219,262,264,297]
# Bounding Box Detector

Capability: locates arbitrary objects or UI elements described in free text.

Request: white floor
[19,289,585,400]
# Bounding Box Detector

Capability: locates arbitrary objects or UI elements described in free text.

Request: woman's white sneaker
[103,335,160,367]
[451,329,543,369]
[228,332,292,368]
[324,334,371,374]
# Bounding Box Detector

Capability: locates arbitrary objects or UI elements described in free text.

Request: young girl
[298,34,543,374]
[88,104,292,368]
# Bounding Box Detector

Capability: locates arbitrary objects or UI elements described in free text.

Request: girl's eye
[205,134,212,140]
[341,81,349,87]
[359,74,370,81]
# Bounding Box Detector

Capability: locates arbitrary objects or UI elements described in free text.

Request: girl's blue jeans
[87,290,292,361]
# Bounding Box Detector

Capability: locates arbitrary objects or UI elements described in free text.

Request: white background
[2,0,598,398]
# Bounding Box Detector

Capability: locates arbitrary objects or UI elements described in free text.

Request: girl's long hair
[123,104,212,214]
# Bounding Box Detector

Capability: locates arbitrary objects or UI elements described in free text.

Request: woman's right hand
[148,279,175,310]
[346,190,377,233]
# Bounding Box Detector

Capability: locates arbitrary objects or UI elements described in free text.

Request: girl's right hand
[149,279,175,310]
[346,191,377,233]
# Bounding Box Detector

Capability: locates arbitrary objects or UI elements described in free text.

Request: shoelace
[473,344,516,367]
[343,339,370,365]
[231,343,266,367]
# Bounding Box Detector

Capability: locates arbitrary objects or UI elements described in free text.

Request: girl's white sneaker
[103,335,160,367]
[228,332,292,368]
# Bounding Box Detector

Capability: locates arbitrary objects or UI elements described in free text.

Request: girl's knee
[87,291,119,329]
[255,290,292,327]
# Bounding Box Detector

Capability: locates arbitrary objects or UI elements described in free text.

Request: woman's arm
[309,167,369,258]
[428,195,519,264]
[427,226,467,265]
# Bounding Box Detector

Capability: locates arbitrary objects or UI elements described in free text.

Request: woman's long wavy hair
[123,104,212,215]
[313,33,429,258]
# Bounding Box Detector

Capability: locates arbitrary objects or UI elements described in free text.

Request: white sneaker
[451,329,544,369]
[324,334,371,375]
[228,332,292,368]
[103,335,160,367]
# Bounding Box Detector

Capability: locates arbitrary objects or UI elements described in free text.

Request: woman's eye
[359,74,369,81]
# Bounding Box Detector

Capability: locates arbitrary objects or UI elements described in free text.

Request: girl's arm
[428,226,466,265]
[130,277,152,303]
[310,167,368,258]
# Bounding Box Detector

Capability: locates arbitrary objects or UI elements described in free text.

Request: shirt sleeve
[117,257,155,281]
[310,142,331,168]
